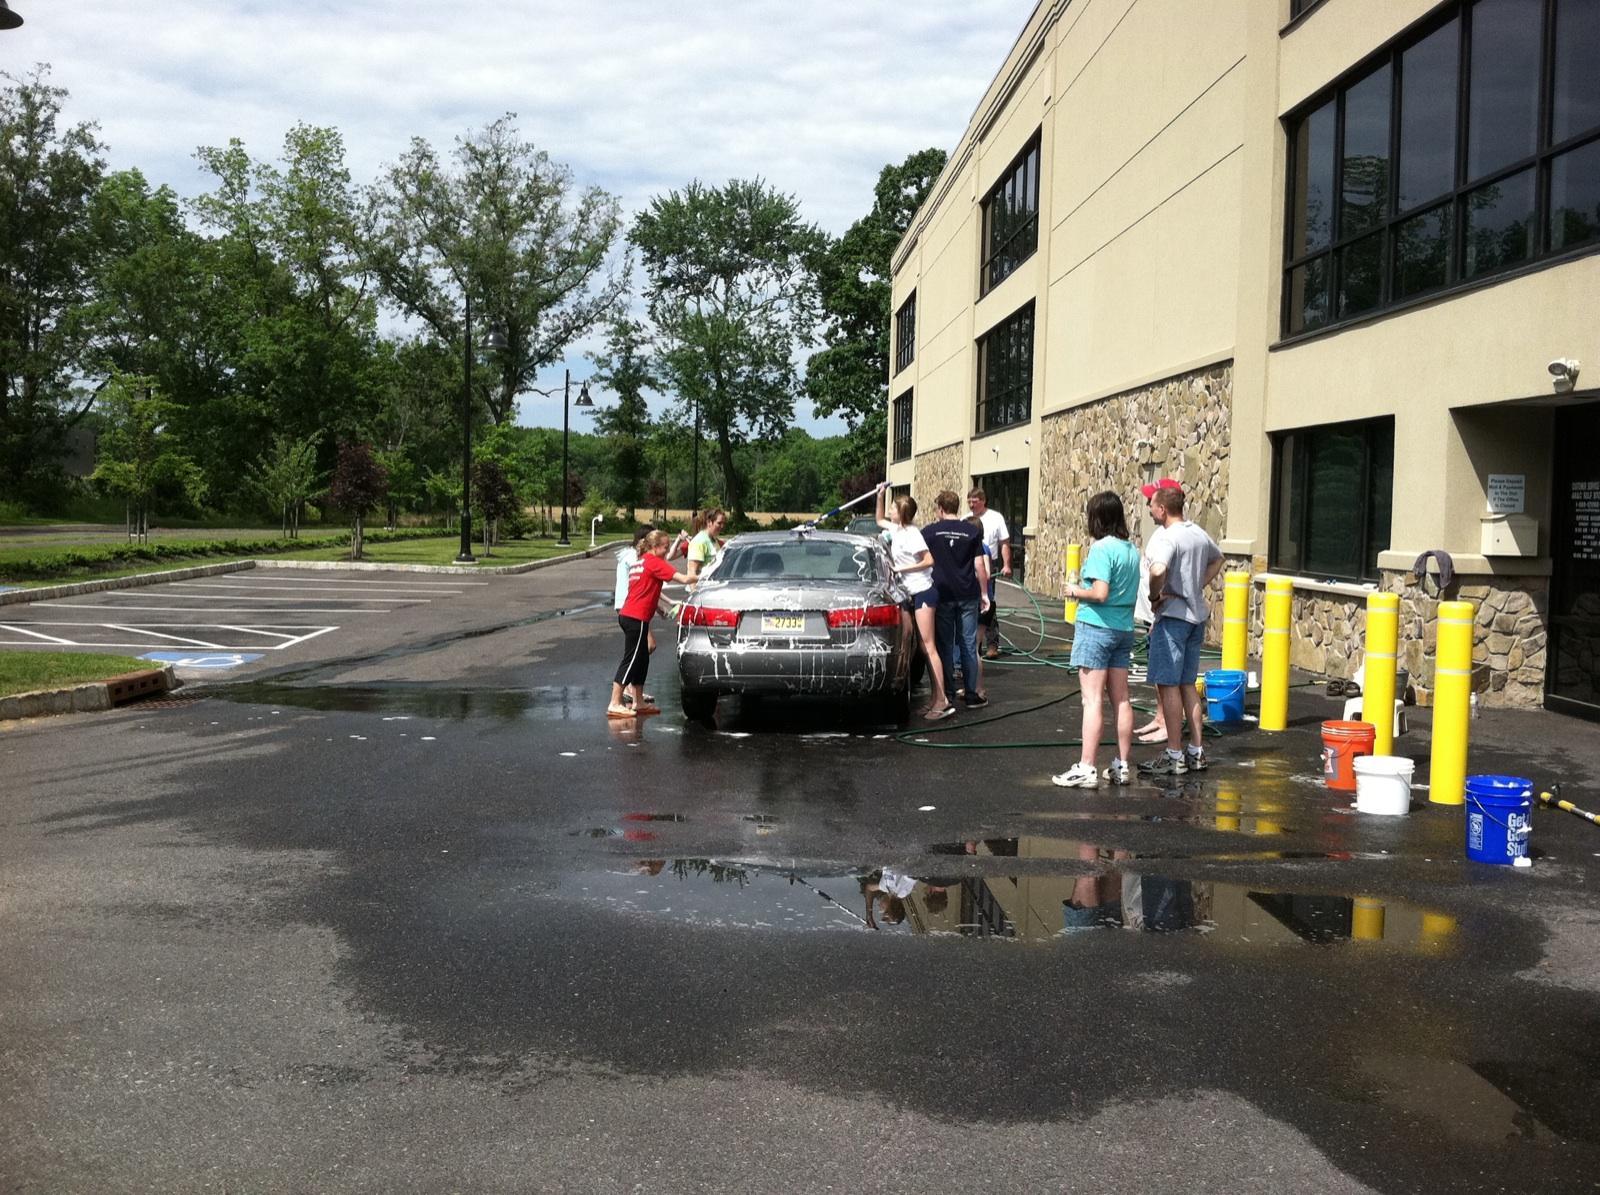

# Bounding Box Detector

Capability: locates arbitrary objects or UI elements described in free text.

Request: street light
[527,369,593,546]
[456,292,505,564]
[0,3,23,30]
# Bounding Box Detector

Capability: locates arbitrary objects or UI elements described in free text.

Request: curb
[0,543,624,604]
[251,543,620,575]
[0,664,178,722]
[0,560,258,607]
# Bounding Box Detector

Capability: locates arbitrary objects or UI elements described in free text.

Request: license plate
[761,613,805,634]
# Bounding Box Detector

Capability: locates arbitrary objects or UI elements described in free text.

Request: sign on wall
[1487,473,1526,515]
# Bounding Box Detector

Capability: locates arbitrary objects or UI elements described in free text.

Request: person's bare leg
[1109,669,1133,765]
[1181,682,1205,751]
[1077,668,1106,769]
[1160,685,1186,753]
[915,606,948,711]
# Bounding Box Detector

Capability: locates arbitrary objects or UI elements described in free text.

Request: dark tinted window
[976,303,1034,434]
[1341,65,1391,237]
[1394,203,1453,297]
[892,390,913,462]
[1466,0,1543,180]
[1552,0,1600,143]
[980,137,1041,294]
[894,292,916,375]
[1464,167,1536,278]
[1398,18,1458,210]
[1291,100,1336,256]
[1272,418,1395,583]
[1550,137,1600,252]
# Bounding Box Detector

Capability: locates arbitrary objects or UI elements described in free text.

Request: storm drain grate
[132,691,211,711]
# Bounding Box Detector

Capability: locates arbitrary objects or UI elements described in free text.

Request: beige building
[885,0,1600,716]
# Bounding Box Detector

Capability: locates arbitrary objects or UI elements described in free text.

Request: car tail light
[826,604,900,629]
[680,605,739,628]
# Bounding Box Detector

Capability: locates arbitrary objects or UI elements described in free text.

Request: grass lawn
[0,650,153,699]
[274,534,629,566]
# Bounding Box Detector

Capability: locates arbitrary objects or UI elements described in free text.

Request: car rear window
[719,540,882,583]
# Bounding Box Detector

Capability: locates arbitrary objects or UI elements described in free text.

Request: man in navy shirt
[923,490,989,707]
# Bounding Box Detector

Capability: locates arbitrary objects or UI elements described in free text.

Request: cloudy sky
[11,0,1026,434]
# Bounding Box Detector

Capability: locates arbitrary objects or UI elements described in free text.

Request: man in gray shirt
[1139,484,1223,775]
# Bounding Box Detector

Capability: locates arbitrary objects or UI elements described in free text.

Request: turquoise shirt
[1076,536,1141,631]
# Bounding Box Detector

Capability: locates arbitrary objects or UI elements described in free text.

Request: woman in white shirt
[875,484,954,720]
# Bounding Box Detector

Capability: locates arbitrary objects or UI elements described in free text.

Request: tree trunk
[716,427,742,520]
[353,514,364,561]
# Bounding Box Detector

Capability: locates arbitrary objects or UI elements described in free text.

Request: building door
[972,467,1029,583]
[1548,403,1600,719]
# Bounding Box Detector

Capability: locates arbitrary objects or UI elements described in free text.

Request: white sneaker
[1051,762,1100,788]
[1102,759,1131,785]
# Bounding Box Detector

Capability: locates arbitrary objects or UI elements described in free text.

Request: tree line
[0,64,945,531]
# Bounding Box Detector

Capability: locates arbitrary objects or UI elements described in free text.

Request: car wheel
[876,684,912,727]
[681,688,718,721]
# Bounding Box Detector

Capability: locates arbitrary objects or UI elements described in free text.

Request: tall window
[1283,0,1600,336]
[975,303,1034,435]
[892,391,913,462]
[980,135,1041,295]
[894,292,916,375]
[1271,418,1395,583]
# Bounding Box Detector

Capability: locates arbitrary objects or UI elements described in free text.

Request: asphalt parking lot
[4,550,1600,1192]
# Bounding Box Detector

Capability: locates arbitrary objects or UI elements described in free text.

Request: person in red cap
[1138,481,1222,775]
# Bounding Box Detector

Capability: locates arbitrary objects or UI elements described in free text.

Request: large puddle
[564,852,1460,951]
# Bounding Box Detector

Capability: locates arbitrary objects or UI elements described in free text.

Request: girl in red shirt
[611,529,694,718]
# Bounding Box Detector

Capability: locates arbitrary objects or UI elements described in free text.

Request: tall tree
[327,439,386,561]
[805,148,947,473]
[365,115,627,426]
[631,179,825,518]
[0,66,106,496]
[587,315,656,511]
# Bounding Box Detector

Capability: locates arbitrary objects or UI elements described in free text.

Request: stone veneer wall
[912,442,967,521]
[1034,363,1233,629]
[1236,566,1550,709]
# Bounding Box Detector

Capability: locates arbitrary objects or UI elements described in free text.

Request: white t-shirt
[977,508,1009,564]
[888,524,934,594]
[1145,519,1223,625]
[880,869,918,899]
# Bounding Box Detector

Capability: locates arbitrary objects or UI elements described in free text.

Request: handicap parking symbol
[140,651,263,669]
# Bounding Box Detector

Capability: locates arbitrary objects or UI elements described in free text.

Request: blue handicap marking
[140,651,263,669]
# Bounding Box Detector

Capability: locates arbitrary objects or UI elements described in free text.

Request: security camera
[1548,358,1580,378]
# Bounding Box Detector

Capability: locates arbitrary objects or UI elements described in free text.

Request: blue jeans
[936,597,982,697]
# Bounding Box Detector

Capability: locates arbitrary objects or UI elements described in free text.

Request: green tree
[0,66,107,498]
[90,374,206,542]
[365,115,628,426]
[631,178,825,518]
[244,432,321,537]
[587,315,656,512]
[471,457,518,554]
[327,439,387,560]
[805,148,946,475]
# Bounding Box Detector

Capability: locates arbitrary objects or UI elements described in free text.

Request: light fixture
[1548,358,1581,393]
[0,3,23,31]
[573,380,594,407]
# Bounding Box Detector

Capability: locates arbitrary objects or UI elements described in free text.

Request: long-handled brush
[1538,785,1600,827]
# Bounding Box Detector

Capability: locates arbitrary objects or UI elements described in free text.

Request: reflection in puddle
[212,683,597,720]
[569,852,1457,952]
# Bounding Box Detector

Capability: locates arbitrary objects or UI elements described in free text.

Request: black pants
[614,615,651,687]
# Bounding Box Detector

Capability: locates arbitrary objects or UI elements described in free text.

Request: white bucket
[1353,755,1415,816]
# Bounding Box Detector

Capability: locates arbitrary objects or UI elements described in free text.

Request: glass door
[1547,403,1600,718]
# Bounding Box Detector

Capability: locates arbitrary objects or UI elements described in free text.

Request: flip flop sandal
[1137,728,1170,743]
[607,706,638,719]
[641,693,658,705]
[634,705,663,716]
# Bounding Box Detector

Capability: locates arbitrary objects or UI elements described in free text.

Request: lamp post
[526,370,593,546]
[691,394,701,521]
[0,3,24,30]
[456,292,506,564]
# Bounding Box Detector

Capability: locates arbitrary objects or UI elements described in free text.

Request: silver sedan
[674,531,919,721]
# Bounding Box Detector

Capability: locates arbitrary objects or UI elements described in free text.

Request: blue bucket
[1203,669,1247,724]
[1464,774,1533,865]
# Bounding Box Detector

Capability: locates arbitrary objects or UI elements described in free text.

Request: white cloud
[12,0,1026,433]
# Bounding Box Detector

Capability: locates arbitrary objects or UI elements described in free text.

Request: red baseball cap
[1140,477,1182,499]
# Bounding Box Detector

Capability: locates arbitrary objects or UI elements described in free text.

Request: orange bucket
[1321,720,1376,792]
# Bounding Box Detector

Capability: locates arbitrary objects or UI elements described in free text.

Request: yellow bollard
[1259,576,1293,731]
[1063,543,1081,625]
[1429,600,1474,806]
[1222,571,1250,672]
[1363,592,1400,756]
[1352,897,1386,942]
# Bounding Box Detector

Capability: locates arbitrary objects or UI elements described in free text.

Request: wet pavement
[3,552,1600,1192]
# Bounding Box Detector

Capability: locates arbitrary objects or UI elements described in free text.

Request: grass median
[0,651,153,699]
[271,534,629,566]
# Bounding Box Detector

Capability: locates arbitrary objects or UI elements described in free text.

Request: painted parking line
[0,623,75,645]
[0,624,337,651]
[31,603,388,614]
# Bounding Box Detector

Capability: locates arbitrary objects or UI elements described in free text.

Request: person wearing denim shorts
[1141,484,1223,776]
[1052,492,1142,789]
